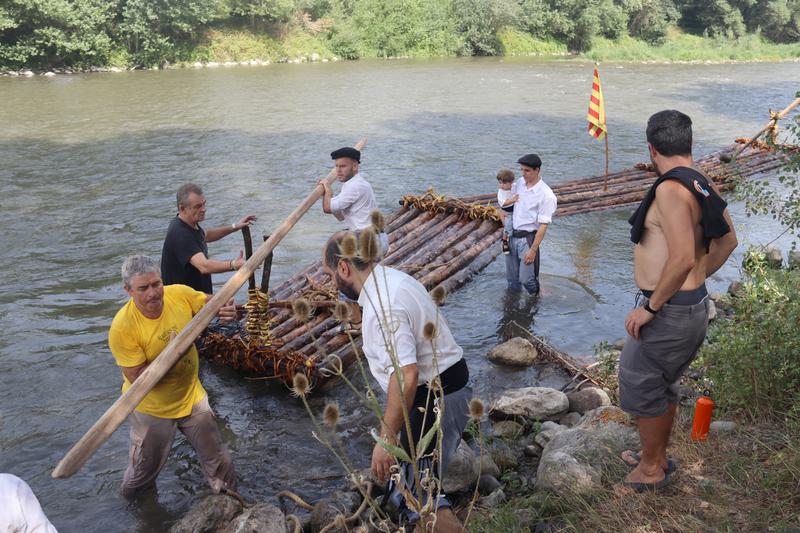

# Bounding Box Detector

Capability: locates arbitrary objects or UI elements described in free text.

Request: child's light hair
[496,168,515,183]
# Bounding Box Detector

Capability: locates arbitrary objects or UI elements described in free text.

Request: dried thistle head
[339,234,358,260]
[333,301,351,323]
[292,298,311,322]
[292,373,310,397]
[431,285,447,306]
[422,320,437,341]
[323,402,340,428]
[469,398,485,420]
[358,226,379,262]
[370,209,386,232]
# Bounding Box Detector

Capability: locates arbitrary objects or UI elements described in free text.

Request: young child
[496,168,518,255]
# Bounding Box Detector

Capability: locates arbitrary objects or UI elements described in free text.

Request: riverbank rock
[443,439,479,493]
[480,453,501,478]
[492,420,524,439]
[709,420,738,433]
[310,491,359,533]
[566,388,611,414]
[534,406,638,496]
[488,337,540,367]
[489,387,569,421]
[221,503,287,533]
[789,250,800,270]
[558,412,582,428]
[169,495,242,533]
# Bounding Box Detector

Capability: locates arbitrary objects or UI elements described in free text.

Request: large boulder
[169,495,242,533]
[443,439,480,493]
[220,503,287,533]
[492,420,524,439]
[566,388,611,414]
[534,406,638,496]
[490,387,569,421]
[488,337,540,367]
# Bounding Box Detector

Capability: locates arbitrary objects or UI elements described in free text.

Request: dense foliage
[1,0,799,69]
[699,110,800,420]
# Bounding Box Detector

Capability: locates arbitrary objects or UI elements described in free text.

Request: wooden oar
[720,96,800,162]
[52,138,366,479]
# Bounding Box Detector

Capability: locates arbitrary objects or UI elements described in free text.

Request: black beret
[517,153,542,169]
[330,147,361,162]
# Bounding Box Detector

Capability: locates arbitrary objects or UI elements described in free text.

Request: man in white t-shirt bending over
[505,153,558,295]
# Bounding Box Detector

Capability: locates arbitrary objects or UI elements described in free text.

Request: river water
[0,58,797,531]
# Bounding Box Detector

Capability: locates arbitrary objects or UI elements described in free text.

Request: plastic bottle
[691,390,714,441]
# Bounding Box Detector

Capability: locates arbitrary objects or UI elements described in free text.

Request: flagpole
[603,131,609,191]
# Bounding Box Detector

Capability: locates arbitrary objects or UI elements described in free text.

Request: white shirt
[511,177,557,232]
[329,173,379,231]
[357,266,463,393]
[497,188,515,208]
[0,474,59,533]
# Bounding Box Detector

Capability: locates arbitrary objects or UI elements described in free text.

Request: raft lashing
[199,140,792,390]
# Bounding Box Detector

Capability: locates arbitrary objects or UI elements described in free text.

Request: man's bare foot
[621,450,673,473]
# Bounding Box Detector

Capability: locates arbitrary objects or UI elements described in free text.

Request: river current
[0,57,798,531]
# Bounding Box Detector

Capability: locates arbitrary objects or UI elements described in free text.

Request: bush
[698,261,800,419]
[496,27,566,55]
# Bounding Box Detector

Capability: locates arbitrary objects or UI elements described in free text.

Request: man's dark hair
[176,182,203,209]
[646,110,692,156]
[324,231,373,272]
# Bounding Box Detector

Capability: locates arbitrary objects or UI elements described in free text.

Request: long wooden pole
[720,96,800,162]
[51,138,366,479]
[603,132,609,191]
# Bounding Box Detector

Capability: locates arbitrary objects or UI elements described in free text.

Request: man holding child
[502,154,558,295]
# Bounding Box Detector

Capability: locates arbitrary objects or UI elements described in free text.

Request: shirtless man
[618,110,737,491]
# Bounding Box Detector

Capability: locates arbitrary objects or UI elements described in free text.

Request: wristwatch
[643,302,659,315]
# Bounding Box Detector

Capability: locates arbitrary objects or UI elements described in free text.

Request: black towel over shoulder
[628,166,730,252]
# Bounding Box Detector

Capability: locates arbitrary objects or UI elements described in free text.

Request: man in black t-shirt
[161,183,257,293]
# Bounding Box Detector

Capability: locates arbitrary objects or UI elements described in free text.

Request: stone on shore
[221,503,287,533]
[169,495,242,533]
[566,388,611,414]
[488,337,540,367]
[558,412,583,427]
[535,406,638,495]
[709,420,738,433]
[489,387,569,421]
[309,491,359,533]
[443,439,479,493]
[789,250,800,270]
[492,420,524,439]
[480,453,501,478]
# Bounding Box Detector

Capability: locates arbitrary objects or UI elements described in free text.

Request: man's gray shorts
[619,298,710,418]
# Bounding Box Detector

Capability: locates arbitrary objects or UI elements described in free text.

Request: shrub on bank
[697,262,800,421]
[497,28,567,56]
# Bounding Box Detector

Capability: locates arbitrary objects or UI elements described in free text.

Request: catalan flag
[587,67,607,140]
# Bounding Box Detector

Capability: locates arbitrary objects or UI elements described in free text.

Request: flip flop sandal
[623,470,672,493]
[623,451,676,475]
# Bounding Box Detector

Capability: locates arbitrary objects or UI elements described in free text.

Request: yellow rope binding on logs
[402,187,504,222]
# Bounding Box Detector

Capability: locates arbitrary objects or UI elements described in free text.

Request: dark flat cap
[330,147,361,162]
[517,153,542,169]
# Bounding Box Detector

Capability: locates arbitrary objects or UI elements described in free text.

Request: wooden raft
[198,141,791,390]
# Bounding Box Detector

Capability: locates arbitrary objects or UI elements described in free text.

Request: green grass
[586,28,800,62]
[497,28,567,56]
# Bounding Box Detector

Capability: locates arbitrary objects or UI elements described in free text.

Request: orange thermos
[691,390,714,441]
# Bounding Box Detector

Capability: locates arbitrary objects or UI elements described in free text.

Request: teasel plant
[289,225,482,531]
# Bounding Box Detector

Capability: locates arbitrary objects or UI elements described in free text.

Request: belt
[641,284,708,305]
[512,229,537,238]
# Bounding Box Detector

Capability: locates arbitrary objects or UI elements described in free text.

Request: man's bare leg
[624,404,677,484]
[621,403,677,473]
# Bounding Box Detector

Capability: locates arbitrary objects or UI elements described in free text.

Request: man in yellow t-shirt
[109,255,237,498]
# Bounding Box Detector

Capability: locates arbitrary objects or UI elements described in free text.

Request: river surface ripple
[0,58,797,532]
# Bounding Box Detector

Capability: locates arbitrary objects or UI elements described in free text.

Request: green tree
[624,0,679,44]
[752,0,800,42]
[119,0,225,66]
[451,0,518,55]
[677,0,746,38]
[0,0,118,70]
[227,0,297,28]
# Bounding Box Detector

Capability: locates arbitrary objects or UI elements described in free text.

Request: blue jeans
[505,234,540,294]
